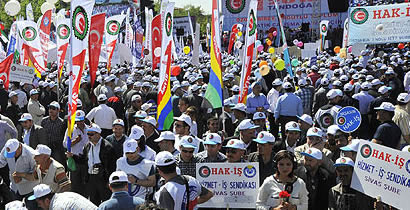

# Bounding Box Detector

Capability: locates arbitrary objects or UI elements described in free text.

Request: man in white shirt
[267,79,283,139]
[27,89,45,126]
[86,94,117,138]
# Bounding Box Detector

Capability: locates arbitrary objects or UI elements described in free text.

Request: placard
[351,141,410,210]
[336,106,361,133]
[9,64,35,84]
[196,162,259,209]
[348,3,410,45]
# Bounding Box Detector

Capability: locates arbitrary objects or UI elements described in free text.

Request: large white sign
[348,3,410,45]
[351,141,410,210]
[196,162,259,209]
[9,64,35,84]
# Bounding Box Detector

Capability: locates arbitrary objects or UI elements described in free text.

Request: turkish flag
[88,13,105,88]
[151,15,161,71]
[0,54,14,90]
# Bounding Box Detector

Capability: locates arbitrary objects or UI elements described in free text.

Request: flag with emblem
[238,0,258,104]
[39,9,52,67]
[6,22,17,57]
[157,2,174,131]
[204,0,223,109]
[16,20,46,76]
[68,0,95,157]
[151,14,162,71]
[319,20,329,52]
[0,23,8,43]
[56,18,71,82]
[144,8,153,61]
[0,54,14,90]
[105,14,126,71]
[88,13,105,88]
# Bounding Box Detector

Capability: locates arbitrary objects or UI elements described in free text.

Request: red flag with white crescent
[39,9,52,67]
[151,15,161,71]
[0,54,14,90]
[89,13,105,88]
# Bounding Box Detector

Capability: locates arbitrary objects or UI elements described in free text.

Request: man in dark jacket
[98,171,144,209]
[69,123,116,205]
[17,113,47,149]
[273,121,304,154]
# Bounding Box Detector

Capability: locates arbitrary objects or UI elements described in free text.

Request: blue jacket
[98,191,144,210]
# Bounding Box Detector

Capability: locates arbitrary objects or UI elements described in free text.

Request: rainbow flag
[157,2,174,130]
[204,0,223,108]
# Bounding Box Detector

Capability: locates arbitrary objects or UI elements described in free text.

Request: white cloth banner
[105,14,126,70]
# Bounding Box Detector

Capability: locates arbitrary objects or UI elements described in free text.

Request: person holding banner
[256,150,308,210]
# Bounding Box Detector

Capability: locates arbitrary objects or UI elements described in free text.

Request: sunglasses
[226,149,238,154]
[181,149,194,154]
[175,123,185,128]
[87,133,95,136]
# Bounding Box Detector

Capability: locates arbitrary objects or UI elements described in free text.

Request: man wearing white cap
[273,121,304,154]
[312,78,330,114]
[372,102,401,149]
[28,184,97,209]
[329,157,374,210]
[340,139,361,161]
[392,93,410,147]
[224,139,247,163]
[116,139,156,199]
[107,87,126,121]
[237,119,259,154]
[40,101,66,168]
[17,113,47,149]
[197,133,227,163]
[154,151,214,210]
[98,171,144,209]
[86,94,118,138]
[295,79,314,115]
[141,116,161,153]
[106,119,128,160]
[296,148,335,210]
[27,89,45,125]
[21,144,70,193]
[275,82,303,135]
[231,103,247,129]
[155,131,180,156]
[5,91,22,127]
[267,79,283,138]
[314,89,342,133]
[353,82,375,139]
[246,82,270,114]
[173,114,204,154]
[297,114,314,144]
[368,86,394,134]
[248,131,276,183]
[0,139,39,209]
[175,136,201,177]
[101,75,115,98]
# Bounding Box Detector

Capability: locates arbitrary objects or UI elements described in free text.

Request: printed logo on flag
[248,9,256,36]
[72,6,89,40]
[320,24,327,34]
[360,144,372,158]
[57,24,70,40]
[43,16,50,27]
[351,8,369,25]
[107,20,120,36]
[165,12,173,37]
[22,26,37,41]
[226,0,246,14]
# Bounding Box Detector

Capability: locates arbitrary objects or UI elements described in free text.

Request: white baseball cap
[113,119,125,127]
[307,127,324,137]
[3,139,20,158]
[174,114,192,127]
[327,125,340,135]
[272,78,283,86]
[154,131,176,142]
[232,103,247,113]
[238,119,259,131]
[203,133,222,145]
[141,116,157,127]
[326,89,343,99]
[123,139,138,153]
[155,151,176,166]
[343,83,354,92]
[283,82,293,89]
[378,86,392,94]
[179,136,197,149]
[87,123,102,134]
[33,144,52,156]
[48,101,60,109]
[371,79,383,86]
[131,94,142,102]
[134,110,147,119]
[285,121,301,132]
[253,112,266,120]
[298,79,307,86]
[231,85,240,92]
[97,94,107,101]
[297,114,313,126]
[5,200,27,210]
[75,110,85,121]
[397,93,410,103]
[224,139,246,150]
[334,157,355,167]
[340,139,361,152]
[19,113,33,122]
[8,91,18,98]
[374,102,395,112]
[109,171,129,184]
[129,125,144,140]
[253,131,275,144]
[301,147,323,160]
[30,89,39,95]
[28,184,52,200]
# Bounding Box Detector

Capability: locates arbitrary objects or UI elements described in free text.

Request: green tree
[0,0,68,34]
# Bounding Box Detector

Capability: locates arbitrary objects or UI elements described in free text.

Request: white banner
[351,141,410,210]
[105,14,126,70]
[348,3,410,45]
[196,162,259,208]
[342,18,349,48]
[9,64,35,84]
[56,18,71,76]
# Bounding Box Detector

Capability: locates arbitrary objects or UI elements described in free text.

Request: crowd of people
[0,31,409,210]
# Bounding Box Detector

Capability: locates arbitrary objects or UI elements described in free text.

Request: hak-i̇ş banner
[68,0,94,153]
[238,0,258,104]
[105,14,126,71]
[157,2,174,131]
[56,18,70,82]
[348,3,410,45]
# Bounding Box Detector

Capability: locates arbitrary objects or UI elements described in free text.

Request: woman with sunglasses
[256,150,308,210]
